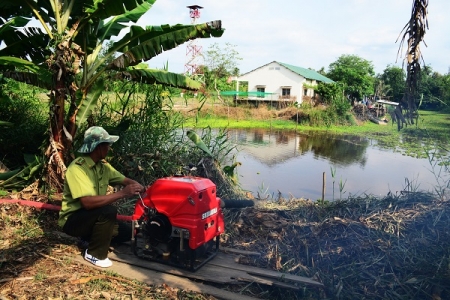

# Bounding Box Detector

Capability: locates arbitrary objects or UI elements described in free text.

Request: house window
[257,87,265,98]
[304,89,308,96]
[282,88,291,99]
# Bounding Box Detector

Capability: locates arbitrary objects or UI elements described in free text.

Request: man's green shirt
[58,156,125,227]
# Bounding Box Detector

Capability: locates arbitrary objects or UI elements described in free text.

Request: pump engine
[131,175,224,271]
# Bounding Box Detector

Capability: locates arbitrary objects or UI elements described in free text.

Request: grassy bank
[183,106,450,159]
[184,106,448,136]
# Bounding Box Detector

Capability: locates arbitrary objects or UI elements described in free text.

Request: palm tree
[0,0,224,190]
[374,80,392,100]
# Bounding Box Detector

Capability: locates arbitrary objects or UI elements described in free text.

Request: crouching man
[58,126,144,268]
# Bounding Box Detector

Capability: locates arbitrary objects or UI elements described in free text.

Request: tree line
[318,54,450,111]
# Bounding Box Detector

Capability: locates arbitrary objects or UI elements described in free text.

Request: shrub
[0,78,47,168]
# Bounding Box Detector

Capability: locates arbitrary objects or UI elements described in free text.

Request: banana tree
[0,0,224,190]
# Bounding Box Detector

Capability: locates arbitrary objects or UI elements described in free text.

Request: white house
[237,61,334,105]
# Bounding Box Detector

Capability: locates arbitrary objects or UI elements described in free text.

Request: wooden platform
[108,244,324,292]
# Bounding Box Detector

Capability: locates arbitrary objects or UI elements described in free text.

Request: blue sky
[140,0,450,76]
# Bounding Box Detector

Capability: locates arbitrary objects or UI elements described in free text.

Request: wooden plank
[72,254,259,300]
[108,250,241,285]
[210,253,324,288]
[220,246,261,256]
[246,270,323,288]
[109,244,306,291]
[236,275,300,290]
[109,250,301,290]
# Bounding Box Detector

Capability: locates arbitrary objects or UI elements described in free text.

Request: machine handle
[221,199,254,208]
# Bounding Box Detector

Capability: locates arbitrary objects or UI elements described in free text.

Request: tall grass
[90,83,185,184]
[88,84,240,212]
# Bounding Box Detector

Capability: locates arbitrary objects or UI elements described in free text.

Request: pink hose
[0,199,132,221]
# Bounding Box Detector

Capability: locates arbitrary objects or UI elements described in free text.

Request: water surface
[226,129,440,200]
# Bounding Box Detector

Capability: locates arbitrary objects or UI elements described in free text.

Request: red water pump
[131,174,225,271]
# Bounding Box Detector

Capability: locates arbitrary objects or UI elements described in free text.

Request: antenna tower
[185,5,204,82]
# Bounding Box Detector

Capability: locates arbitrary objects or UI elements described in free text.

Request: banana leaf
[0,154,43,189]
[187,130,213,158]
[0,168,21,180]
[0,120,13,127]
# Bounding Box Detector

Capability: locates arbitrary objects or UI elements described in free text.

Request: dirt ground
[2,190,450,299]
[0,204,218,300]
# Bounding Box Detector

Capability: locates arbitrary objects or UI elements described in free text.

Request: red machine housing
[132,176,224,250]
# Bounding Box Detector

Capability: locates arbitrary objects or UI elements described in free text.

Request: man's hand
[122,183,145,198]
[80,180,145,210]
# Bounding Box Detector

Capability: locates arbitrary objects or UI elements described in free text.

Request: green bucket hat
[78,126,119,153]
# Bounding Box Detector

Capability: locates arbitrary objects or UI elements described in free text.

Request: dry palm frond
[396,0,429,128]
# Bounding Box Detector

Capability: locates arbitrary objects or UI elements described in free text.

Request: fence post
[322,172,326,202]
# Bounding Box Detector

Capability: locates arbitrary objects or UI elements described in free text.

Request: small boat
[369,115,388,125]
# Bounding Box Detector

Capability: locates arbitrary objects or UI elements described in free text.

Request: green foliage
[417,66,450,110]
[190,127,237,166]
[187,130,213,157]
[329,165,349,201]
[303,108,337,127]
[88,83,235,189]
[300,104,353,127]
[213,76,235,93]
[332,95,352,116]
[0,0,225,191]
[379,65,406,102]
[317,82,344,105]
[204,42,242,77]
[202,43,242,92]
[86,82,238,195]
[0,154,43,192]
[95,84,182,184]
[316,82,351,119]
[327,54,375,101]
[0,78,47,168]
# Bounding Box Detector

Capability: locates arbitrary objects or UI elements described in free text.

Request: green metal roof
[277,62,334,83]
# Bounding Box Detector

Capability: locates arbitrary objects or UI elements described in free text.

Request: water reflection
[226,129,438,200]
[227,130,370,167]
[298,132,369,167]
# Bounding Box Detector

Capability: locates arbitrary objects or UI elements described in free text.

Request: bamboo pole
[322,172,326,202]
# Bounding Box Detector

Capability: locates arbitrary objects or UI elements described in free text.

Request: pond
[225,129,444,201]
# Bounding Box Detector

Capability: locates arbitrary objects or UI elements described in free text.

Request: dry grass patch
[222,193,450,299]
[178,103,304,122]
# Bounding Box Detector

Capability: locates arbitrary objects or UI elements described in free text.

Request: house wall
[238,62,308,104]
[303,79,318,98]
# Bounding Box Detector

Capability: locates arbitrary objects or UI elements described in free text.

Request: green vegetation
[202,42,242,92]
[1,72,449,195]
[0,79,47,168]
[326,54,375,102]
[185,105,450,161]
[0,1,448,195]
[0,0,224,190]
